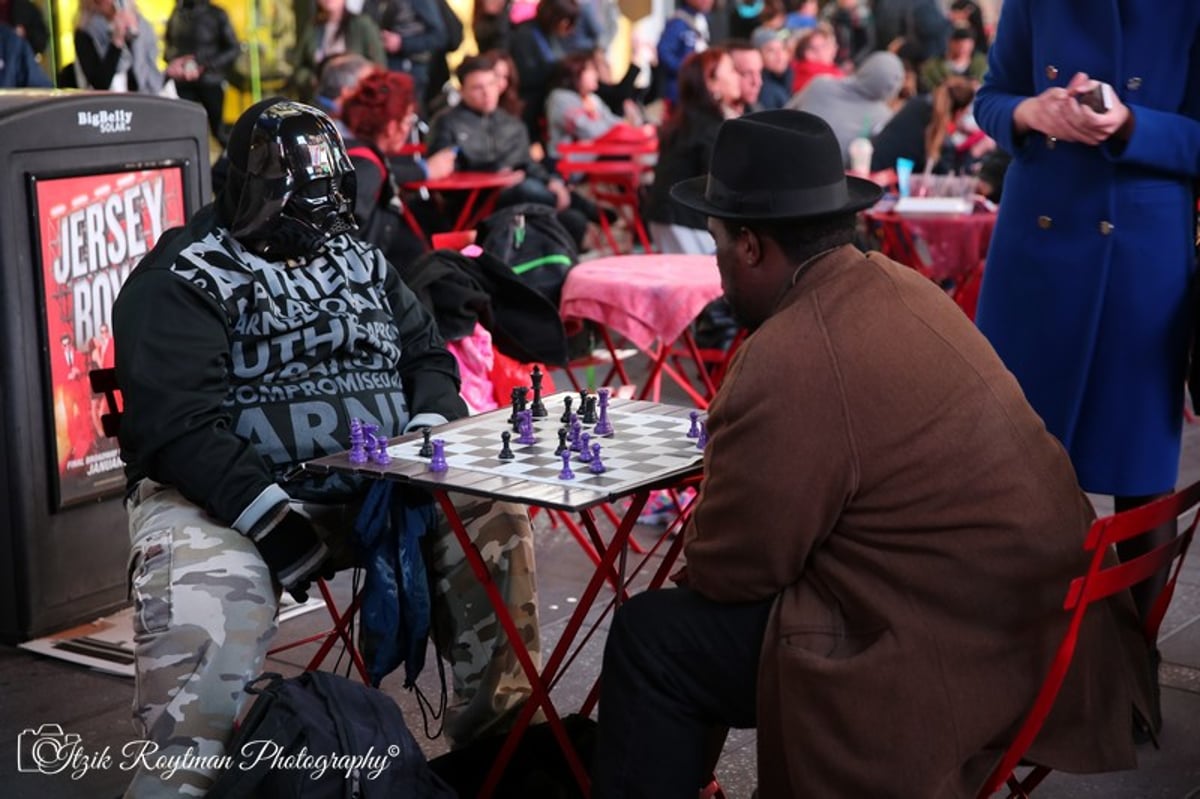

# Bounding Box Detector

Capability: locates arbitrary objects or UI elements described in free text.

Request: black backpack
[476,203,578,307]
[207,671,456,799]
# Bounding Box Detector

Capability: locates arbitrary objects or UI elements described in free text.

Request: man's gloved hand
[253,510,332,603]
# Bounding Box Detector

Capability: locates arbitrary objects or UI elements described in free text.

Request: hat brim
[669,174,883,221]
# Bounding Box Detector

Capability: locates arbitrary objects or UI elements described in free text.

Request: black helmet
[225,100,357,259]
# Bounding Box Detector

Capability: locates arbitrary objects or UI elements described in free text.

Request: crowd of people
[10,0,1199,796]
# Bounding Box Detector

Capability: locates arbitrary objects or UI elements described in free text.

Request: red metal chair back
[976,480,1200,798]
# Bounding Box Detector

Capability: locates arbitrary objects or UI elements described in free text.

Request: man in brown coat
[591,110,1153,798]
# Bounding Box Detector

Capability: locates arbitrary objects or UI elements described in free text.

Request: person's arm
[359,15,388,65]
[74,28,122,90]
[683,333,855,602]
[400,0,449,56]
[425,109,458,161]
[203,8,242,74]
[1100,33,1200,176]
[18,36,52,87]
[972,0,1034,157]
[656,18,690,75]
[349,150,386,225]
[383,261,469,426]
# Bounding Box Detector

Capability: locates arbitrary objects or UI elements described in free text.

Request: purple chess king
[348,417,368,464]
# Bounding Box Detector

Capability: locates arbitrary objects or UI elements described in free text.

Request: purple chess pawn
[570,418,583,452]
[686,410,700,439]
[372,435,390,465]
[558,449,575,480]
[588,442,606,474]
[578,432,593,462]
[697,421,708,449]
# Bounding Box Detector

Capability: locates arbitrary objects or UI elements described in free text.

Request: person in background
[0,20,50,86]
[372,0,448,107]
[487,48,526,119]
[656,0,713,104]
[314,50,376,124]
[292,0,385,102]
[591,107,1153,799]
[872,0,950,61]
[869,74,977,174]
[0,0,48,56]
[783,0,818,33]
[753,26,792,110]
[164,0,241,147]
[973,1,1200,736]
[948,0,988,55]
[114,99,542,796]
[562,0,610,53]
[726,38,764,115]
[427,54,592,247]
[921,26,987,90]
[341,70,456,268]
[472,0,511,53]
[509,0,581,142]
[727,0,765,41]
[72,0,164,94]
[644,47,740,255]
[788,49,905,165]
[544,50,628,162]
[823,0,871,68]
[789,22,840,95]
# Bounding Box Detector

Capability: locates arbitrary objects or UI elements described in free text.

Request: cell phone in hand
[1076,82,1114,113]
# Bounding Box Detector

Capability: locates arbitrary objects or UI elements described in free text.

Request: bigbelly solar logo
[76,109,133,134]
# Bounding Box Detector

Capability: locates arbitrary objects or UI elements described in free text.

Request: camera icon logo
[17,724,81,774]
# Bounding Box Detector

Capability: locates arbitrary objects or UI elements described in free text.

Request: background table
[864,209,998,285]
[560,253,725,407]
[403,170,524,234]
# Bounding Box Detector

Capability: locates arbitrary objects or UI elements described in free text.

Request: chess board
[302,393,706,510]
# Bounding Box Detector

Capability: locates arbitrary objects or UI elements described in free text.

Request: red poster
[34,167,187,509]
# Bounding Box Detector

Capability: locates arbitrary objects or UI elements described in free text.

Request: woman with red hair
[340,69,455,264]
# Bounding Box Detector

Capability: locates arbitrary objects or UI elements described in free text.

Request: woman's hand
[424,148,457,180]
[1013,72,1132,146]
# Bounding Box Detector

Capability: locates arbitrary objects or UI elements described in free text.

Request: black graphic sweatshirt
[114,205,467,536]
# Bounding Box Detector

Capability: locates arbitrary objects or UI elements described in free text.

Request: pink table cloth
[559,254,724,351]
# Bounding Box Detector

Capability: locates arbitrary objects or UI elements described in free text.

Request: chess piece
[589,442,606,473]
[373,435,390,465]
[363,423,380,452]
[418,427,434,457]
[517,410,537,445]
[582,395,598,425]
[348,418,368,464]
[570,418,583,451]
[593,388,614,436]
[686,410,700,439]
[558,449,575,480]
[560,395,574,425]
[578,432,593,462]
[697,421,708,449]
[499,431,515,460]
[555,427,569,456]
[578,389,589,419]
[530,365,547,418]
[508,387,523,425]
[429,439,448,472]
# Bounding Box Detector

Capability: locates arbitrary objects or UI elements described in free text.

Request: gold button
[1038,215,1053,229]
[1099,220,1114,235]
[1126,76,1142,90]
[1046,136,1057,149]
[1046,65,1059,80]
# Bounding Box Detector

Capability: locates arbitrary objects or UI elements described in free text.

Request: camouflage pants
[122,479,540,798]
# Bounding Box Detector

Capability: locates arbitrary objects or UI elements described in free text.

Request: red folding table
[559,253,727,408]
[301,393,705,797]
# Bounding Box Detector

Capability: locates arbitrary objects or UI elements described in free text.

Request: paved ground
[2,357,1199,798]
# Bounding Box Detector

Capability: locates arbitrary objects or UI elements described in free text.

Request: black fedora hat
[670,110,882,221]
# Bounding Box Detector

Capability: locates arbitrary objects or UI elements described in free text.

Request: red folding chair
[977,480,1200,798]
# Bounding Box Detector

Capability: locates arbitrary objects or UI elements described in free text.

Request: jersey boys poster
[34,167,186,508]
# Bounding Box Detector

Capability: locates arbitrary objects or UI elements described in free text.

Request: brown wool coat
[683,246,1152,798]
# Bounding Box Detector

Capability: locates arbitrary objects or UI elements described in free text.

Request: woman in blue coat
[974,0,1200,609]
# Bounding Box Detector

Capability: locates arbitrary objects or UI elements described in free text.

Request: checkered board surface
[302,393,705,511]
